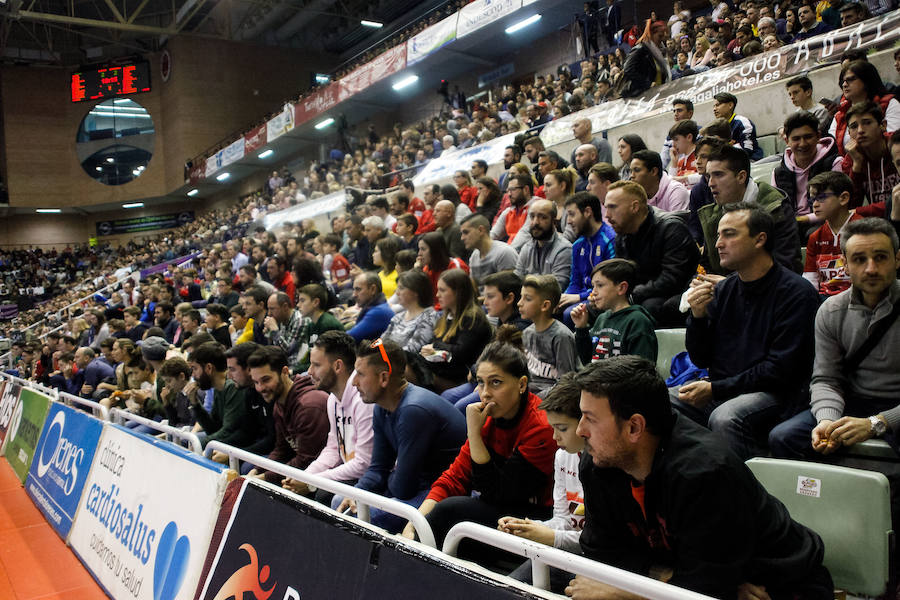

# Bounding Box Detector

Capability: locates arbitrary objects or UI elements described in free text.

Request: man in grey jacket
[515,200,573,292]
[770,218,900,458]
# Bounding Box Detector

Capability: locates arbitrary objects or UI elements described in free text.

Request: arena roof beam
[441,49,494,67]
[100,0,127,24]
[126,0,153,24]
[16,9,180,35]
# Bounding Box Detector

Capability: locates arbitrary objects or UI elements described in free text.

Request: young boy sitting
[571,258,657,364]
[498,372,585,591]
[518,274,580,398]
[481,270,530,330]
[204,303,233,348]
[668,119,700,188]
[295,283,345,372]
[323,234,352,287]
[803,171,860,299]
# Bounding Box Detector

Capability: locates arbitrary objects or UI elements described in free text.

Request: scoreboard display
[71,62,151,103]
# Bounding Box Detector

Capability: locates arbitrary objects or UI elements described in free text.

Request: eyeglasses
[507,186,523,191]
[843,75,858,84]
[371,338,392,376]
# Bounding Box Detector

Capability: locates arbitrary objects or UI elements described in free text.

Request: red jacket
[832,93,895,155]
[459,186,479,211]
[426,392,556,507]
[416,209,437,234]
[275,270,296,306]
[424,258,469,309]
[330,253,352,283]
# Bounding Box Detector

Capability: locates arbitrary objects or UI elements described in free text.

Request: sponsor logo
[211,543,276,600]
[153,521,191,600]
[0,383,19,430]
[36,409,85,496]
[796,476,822,498]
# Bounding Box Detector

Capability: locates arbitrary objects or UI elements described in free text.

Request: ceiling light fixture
[392,75,419,91]
[506,14,541,34]
[122,202,144,209]
[361,20,383,28]
[187,189,199,196]
[258,149,274,159]
[36,209,62,214]
[315,117,335,130]
[216,172,230,181]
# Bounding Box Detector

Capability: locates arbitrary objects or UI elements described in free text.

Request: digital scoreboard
[71,62,151,103]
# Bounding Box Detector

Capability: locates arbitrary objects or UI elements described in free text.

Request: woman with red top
[402,339,556,547]
[828,60,900,155]
[417,232,468,304]
[454,170,479,211]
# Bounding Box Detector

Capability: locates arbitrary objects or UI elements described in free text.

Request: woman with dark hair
[417,231,469,303]
[473,176,502,224]
[292,256,337,308]
[616,133,647,181]
[420,269,491,391]
[829,60,900,154]
[382,270,438,354]
[439,184,472,223]
[402,339,556,548]
[373,236,400,298]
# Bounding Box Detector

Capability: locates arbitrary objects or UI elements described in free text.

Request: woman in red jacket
[828,60,899,155]
[402,340,557,547]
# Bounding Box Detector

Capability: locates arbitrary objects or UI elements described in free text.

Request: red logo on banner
[244,124,268,154]
[211,543,276,600]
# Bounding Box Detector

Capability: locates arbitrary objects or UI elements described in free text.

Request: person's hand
[282,478,310,496]
[565,575,627,599]
[820,98,839,116]
[401,521,417,540]
[737,582,772,600]
[466,400,496,433]
[210,450,229,464]
[420,344,436,357]
[337,497,357,515]
[497,517,555,545]
[669,145,678,164]
[571,302,590,328]
[686,279,715,319]
[183,380,201,404]
[559,293,582,309]
[678,380,713,409]
[845,138,864,172]
[811,419,839,454]
[81,384,94,396]
[264,316,279,332]
[823,416,874,448]
[349,264,363,277]
[246,468,266,479]
[160,385,175,405]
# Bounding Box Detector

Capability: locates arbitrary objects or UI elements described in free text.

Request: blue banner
[25,402,104,538]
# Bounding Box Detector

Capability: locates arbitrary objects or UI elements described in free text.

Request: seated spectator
[373,236,400,298]
[229,304,253,346]
[792,0,833,41]
[622,21,670,98]
[536,168,577,243]
[712,92,763,160]
[572,258,657,364]
[667,119,700,187]
[498,373,585,591]
[421,269,492,392]
[292,256,337,310]
[461,214,518,291]
[773,111,843,228]
[368,196,396,231]
[572,356,833,599]
[240,285,271,345]
[702,145,802,274]
[382,270,438,355]
[454,170,478,212]
[605,181,699,327]
[630,149,690,212]
[584,162,620,222]
[771,217,900,460]
[438,184,472,226]
[266,255,295,306]
[829,60,900,155]
[178,309,202,348]
[122,306,148,342]
[156,356,195,428]
[492,174,536,251]
[73,347,115,399]
[294,283,343,367]
[403,340,556,548]
[280,331,374,507]
[394,214,420,252]
[803,172,861,298]
[676,203,819,460]
[248,346,329,479]
[842,102,900,207]
[785,75,832,134]
[204,303,233,348]
[515,200,573,293]
[573,144,600,193]
[154,301,178,343]
[432,200,468,260]
[518,275,580,398]
[399,180,428,222]
[347,273,394,342]
[560,192,616,324]
[482,271,530,330]
[186,342,252,449]
[571,117,613,165]
[353,216,387,272]
[264,291,306,370]
[417,231,469,305]
[323,235,352,286]
[221,342,274,465]
[337,339,466,533]
[473,177,503,226]
[239,264,275,295]
[616,134,647,181]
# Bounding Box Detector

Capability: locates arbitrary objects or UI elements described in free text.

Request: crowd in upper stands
[4,1,900,597]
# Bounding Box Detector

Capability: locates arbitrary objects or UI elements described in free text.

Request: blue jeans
[330,488,430,534]
[670,386,782,460]
[769,410,819,460]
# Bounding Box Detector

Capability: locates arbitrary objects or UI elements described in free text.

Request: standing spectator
[601,0,621,47]
[622,21,670,98]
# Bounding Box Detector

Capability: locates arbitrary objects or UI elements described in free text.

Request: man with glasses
[492,174,537,250]
[335,338,465,533]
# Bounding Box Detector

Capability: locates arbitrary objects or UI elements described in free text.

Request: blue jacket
[348,299,394,342]
[565,223,616,300]
[729,113,763,161]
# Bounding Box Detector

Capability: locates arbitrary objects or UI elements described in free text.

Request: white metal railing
[204,441,437,548]
[109,407,204,454]
[57,391,110,421]
[442,522,716,600]
[0,372,59,398]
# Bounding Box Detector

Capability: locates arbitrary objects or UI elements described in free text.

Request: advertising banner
[0,304,18,320]
[339,45,407,102]
[188,159,206,185]
[96,212,195,237]
[220,138,245,168]
[539,12,900,145]
[457,0,522,38]
[243,123,267,155]
[413,132,518,185]
[407,14,458,66]
[296,85,341,127]
[69,425,229,600]
[25,402,104,538]
[0,378,19,450]
[266,103,295,143]
[196,480,542,600]
[4,387,52,483]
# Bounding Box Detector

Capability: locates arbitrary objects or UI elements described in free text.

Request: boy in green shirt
[295,283,344,373]
[571,258,657,364]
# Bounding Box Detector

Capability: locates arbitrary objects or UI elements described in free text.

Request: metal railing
[0,372,59,398]
[57,391,110,421]
[204,441,437,548]
[443,522,716,600]
[109,408,204,454]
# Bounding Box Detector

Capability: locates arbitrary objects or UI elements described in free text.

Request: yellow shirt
[379,270,398,298]
[235,317,255,345]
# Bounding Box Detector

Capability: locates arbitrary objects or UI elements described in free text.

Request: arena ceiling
[1,0,449,67]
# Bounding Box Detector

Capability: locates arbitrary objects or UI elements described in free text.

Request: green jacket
[697,181,801,275]
[193,379,250,448]
[295,311,346,373]
[575,304,658,365]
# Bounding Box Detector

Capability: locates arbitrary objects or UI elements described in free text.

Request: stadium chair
[758,134,779,158]
[843,439,897,461]
[654,328,686,379]
[746,457,892,597]
[750,158,780,184]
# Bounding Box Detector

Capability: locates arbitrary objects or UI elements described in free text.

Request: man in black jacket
[570,356,832,600]
[605,181,698,327]
[677,203,819,460]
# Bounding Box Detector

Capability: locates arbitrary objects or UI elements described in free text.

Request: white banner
[412,132,518,186]
[407,14,458,65]
[457,0,522,38]
[263,190,348,231]
[266,103,295,143]
[220,137,244,168]
[68,425,229,600]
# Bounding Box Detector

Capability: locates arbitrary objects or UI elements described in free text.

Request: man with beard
[573,145,600,193]
[336,338,465,533]
[515,200,573,292]
[282,331,375,506]
[492,174,537,251]
[219,342,275,470]
[560,193,616,323]
[248,346,329,483]
[498,145,522,192]
[568,356,832,600]
[186,342,252,449]
[154,301,179,343]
